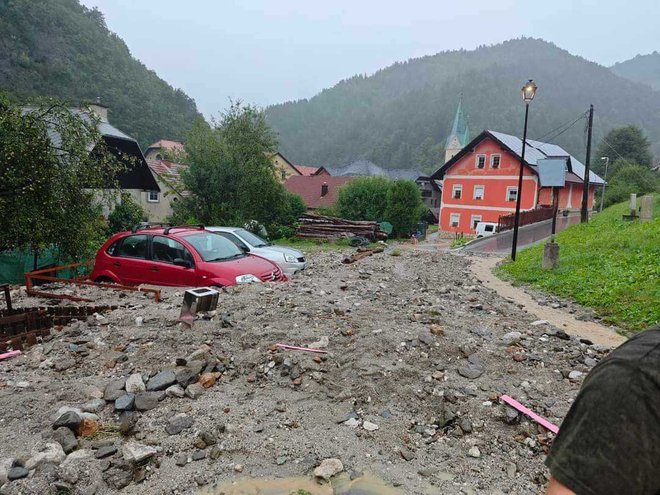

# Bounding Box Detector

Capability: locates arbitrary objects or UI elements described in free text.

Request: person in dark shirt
[545,326,660,495]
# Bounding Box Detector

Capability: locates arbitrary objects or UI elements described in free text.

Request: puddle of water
[200,473,404,495]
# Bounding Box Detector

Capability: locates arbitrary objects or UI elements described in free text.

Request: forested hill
[0,0,202,148]
[611,52,660,91]
[266,38,660,172]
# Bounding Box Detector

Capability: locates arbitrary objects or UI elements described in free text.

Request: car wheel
[94,276,115,284]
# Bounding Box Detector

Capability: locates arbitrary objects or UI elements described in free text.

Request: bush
[336,176,390,221]
[603,164,659,208]
[107,194,146,234]
[384,180,425,236]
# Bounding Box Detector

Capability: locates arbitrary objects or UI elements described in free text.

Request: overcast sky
[81,0,659,118]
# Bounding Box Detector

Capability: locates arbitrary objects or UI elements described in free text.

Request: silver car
[207,227,307,276]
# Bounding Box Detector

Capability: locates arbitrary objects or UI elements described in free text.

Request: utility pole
[581,104,594,223]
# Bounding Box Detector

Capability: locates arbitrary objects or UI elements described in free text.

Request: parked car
[207,227,307,276]
[475,222,498,238]
[90,226,286,287]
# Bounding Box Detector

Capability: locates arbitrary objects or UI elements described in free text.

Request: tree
[0,93,125,266]
[602,164,659,208]
[384,180,425,236]
[174,102,300,236]
[594,126,653,175]
[107,193,146,234]
[336,176,390,221]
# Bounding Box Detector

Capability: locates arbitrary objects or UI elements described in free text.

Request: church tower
[444,95,470,163]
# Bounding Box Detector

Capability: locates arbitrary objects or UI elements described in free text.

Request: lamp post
[599,156,609,212]
[511,79,538,261]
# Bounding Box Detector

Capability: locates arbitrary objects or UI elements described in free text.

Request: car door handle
[149,266,159,272]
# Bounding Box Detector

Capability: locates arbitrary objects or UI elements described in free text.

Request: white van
[475,222,498,238]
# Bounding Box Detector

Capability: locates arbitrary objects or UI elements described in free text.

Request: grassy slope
[496,195,659,333]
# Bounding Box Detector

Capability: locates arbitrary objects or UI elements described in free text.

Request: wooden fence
[497,206,555,232]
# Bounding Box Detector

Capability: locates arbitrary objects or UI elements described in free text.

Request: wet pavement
[462,214,581,253]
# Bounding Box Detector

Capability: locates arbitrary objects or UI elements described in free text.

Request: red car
[90,225,286,287]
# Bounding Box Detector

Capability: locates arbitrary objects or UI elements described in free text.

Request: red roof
[284,176,354,209]
[146,139,185,153]
[146,158,190,196]
[295,165,321,176]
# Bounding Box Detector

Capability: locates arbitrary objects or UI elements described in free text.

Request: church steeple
[444,95,470,163]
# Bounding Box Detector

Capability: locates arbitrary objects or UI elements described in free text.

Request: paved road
[462,214,581,253]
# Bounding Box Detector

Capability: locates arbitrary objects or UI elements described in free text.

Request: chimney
[88,96,108,122]
[321,183,329,197]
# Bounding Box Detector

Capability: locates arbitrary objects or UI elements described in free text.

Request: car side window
[115,235,148,259]
[217,232,249,250]
[152,236,194,265]
[106,239,122,256]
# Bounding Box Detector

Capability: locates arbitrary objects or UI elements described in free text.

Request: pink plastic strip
[500,394,559,434]
[0,350,22,361]
[275,344,327,354]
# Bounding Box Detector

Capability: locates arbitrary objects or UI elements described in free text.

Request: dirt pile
[0,249,615,494]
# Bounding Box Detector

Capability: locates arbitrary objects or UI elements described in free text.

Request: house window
[491,154,501,168]
[450,213,460,227]
[506,187,518,202]
[473,185,484,200]
[148,191,159,203]
[476,155,486,169]
[471,215,482,229]
[452,184,462,199]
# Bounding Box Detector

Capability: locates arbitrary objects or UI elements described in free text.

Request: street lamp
[599,156,609,212]
[511,79,538,261]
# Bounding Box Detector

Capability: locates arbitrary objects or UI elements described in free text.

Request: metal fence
[497,206,555,232]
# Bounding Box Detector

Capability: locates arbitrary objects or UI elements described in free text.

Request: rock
[135,316,144,326]
[77,418,99,437]
[185,383,205,399]
[506,462,517,478]
[146,370,176,391]
[95,446,117,459]
[467,446,481,458]
[313,458,343,480]
[7,466,29,481]
[417,331,435,346]
[0,457,13,485]
[25,443,66,470]
[191,450,206,461]
[399,448,415,461]
[584,357,598,367]
[165,384,185,398]
[81,399,106,414]
[125,373,146,394]
[194,430,217,449]
[54,356,76,372]
[52,427,78,454]
[199,372,217,388]
[103,462,133,490]
[175,368,198,387]
[459,418,473,434]
[209,446,223,460]
[114,393,135,411]
[500,331,522,346]
[343,418,360,428]
[458,362,484,379]
[504,407,520,425]
[166,414,194,435]
[233,464,244,473]
[119,411,139,435]
[362,421,379,432]
[471,326,493,340]
[134,392,159,411]
[103,379,126,401]
[531,320,549,326]
[568,370,584,380]
[53,411,82,431]
[309,336,329,349]
[175,454,188,466]
[122,442,157,463]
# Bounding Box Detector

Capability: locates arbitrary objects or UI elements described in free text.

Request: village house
[143,139,188,222]
[283,175,354,210]
[430,129,606,234]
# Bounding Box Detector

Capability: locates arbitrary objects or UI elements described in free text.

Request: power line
[533,110,589,144]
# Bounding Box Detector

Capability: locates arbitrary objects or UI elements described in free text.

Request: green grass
[496,195,659,333]
[451,236,471,248]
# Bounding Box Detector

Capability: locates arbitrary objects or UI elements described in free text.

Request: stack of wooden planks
[295,214,388,241]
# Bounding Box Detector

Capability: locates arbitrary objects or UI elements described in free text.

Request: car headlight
[284,254,296,263]
[235,274,261,284]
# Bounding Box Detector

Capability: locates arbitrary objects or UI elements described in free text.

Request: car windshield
[182,232,245,262]
[236,229,270,247]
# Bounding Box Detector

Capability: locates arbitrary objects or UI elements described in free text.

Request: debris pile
[0,249,617,494]
[295,213,388,241]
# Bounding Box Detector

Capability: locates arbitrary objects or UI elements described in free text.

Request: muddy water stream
[200,473,404,495]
